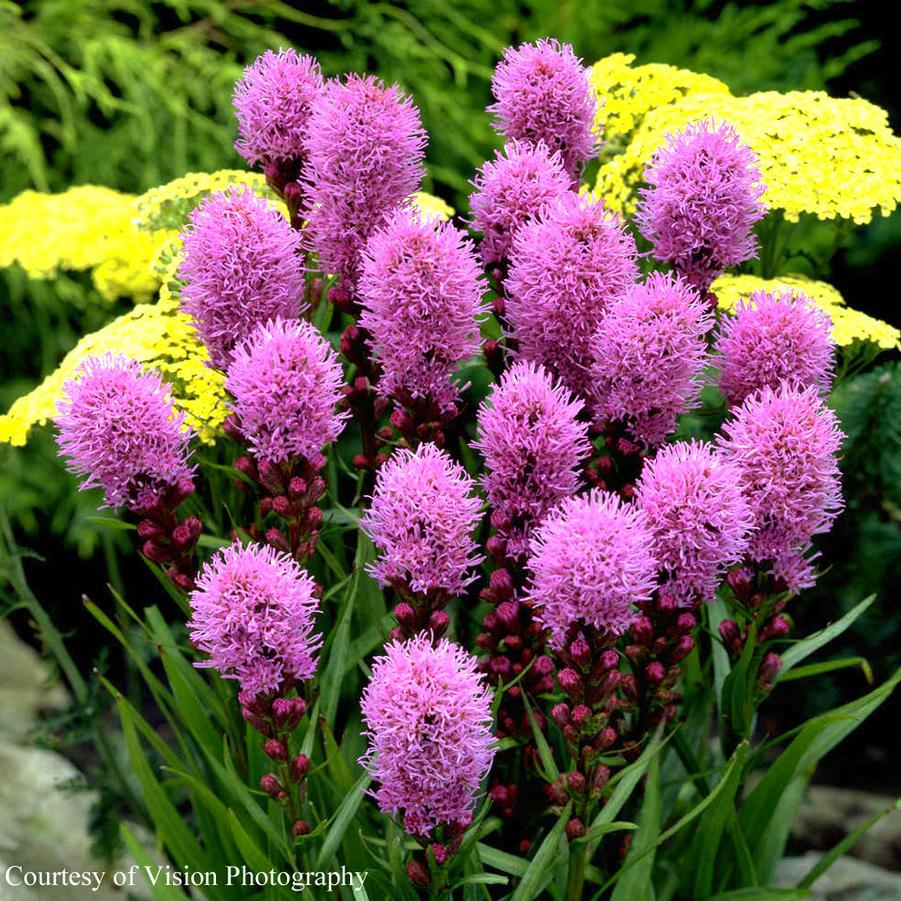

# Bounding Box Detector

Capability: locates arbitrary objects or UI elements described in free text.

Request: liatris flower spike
[302,74,427,296]
[489,39,599,181]
[637,119,765,292]
[226,317,348,465]
[474,361,590,561]
[55,354,194,511]
[358,208,486,420]
[635,440,753,604]
[188,541,322,697]
[361,443,482,634]
[526,489,657,647]
[178,186,305,371]
[590,272,713,447]
[360,635,495,840]
[233,48,322,181]
[505,192,638,398]
[718,383,844,592]
[715,288,835,406]
[469,140,572,268]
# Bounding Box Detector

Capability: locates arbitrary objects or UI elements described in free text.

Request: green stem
[565,839,588,901]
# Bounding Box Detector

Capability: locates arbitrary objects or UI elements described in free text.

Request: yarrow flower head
[226,317,348,464]
[526,489,657,646]
[233,49,323,169]
[358,209,486,413]
[188,541,321,697]
[635,440,753,604]
[361,443,483,597]
[489,39,599,180]
[590,272,713,446]
[302,74,427,290]
[506,193,639,397]
[360,635,495,836]
[178,186,305,370]
[468,140,572,267]
[718,383,844,592]
[715,289,835,406]
[474,361,590,560]
[55,354,193,510]
[637,119,765,290]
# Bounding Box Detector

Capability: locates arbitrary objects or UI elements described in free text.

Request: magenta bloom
[302,74,427,290]
[178,187,305,371]
[55,354,193,510]
[489,39,599,180]
[360,635,495,836]
[188,541,321,696]
[526,490,657,646]
[469,140,572,267]
[590,273,713,446]
[358,209,486,413]
[226,317,348,464]
[361,443,483,597]
[635,441,753,604]
[637,119,765,290]
[233,49,323,168]
[506,193,639,397]
[715,289,835,406]
[474,361,590,560]
[718,383,844,592]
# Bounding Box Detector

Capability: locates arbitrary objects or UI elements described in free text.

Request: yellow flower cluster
[589,55,901,224]
[409,191,455,222]
[712,273,901,351]
[0,186,164,302]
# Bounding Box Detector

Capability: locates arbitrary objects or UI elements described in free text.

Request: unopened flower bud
[567,771,587,794]
[566,818,585,841]
[569,637,591,667]
[264,738,289,761]
[428,609,450,637]
[394,602,417,630]
[558,668,582,699]
[406,860,430,887]
[762,615,791,641]
[758,651,782,683]
[290,753,310,781]
[260,774,282,798]
[594,726,617,751]
[291,819,311,838]
[645,661,666,685]
[551,703,571,727]
[431,843,448,866]
[632,615,654,645]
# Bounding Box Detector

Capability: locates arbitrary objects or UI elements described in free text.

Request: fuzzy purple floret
[715,289,835,407]
[233,49,323,167]
[636,119,765,290]
[188,541,321,696]
[526,489,657,646]
[474,361,590,560]
[590,272,713,446]
[718,383,844,592]
[178,186,305,371]
[506,193,639,398]
[360,635,495,837]
[489,39,599,180]
[226,317,348,464]
[468,140,572,267]
[358,209,487,412]
[55,354,194,510]
[361,443,483,596]
[301,74,427,290]
[635,440,753,604]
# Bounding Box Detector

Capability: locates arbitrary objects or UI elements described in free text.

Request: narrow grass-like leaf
[511,805,570,901]
[316,772,372,868]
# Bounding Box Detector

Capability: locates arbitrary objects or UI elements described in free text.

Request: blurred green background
[1,0,898,795]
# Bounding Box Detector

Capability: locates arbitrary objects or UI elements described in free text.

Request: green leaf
[476,843,529,877]
[520,689,559,781]
[320,564,357,728]
[120,824,191,901]
[511,805,570,901]
[779,656,873,684]
[316,772,371,868]
[707,890,809,900]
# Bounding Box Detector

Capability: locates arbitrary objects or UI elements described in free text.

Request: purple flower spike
[474,361,591,560]
[715,289,835,406]
[361,443,483,597]
[489,39,599,180]
[590,272,713,447]
[506,192,639,398]
[55,354,194,510]
[358,209,486,413]
[233,49,323,169]
[718,383,844,592]
[188,541,321,696]
[360,635,495,837]
[469,140,572,267]
[637,119,765,290]
[178,186,305,371]
[526,490,657,647]
[226,317,348,465]
[302,74,427,291]
[635,440,754,604]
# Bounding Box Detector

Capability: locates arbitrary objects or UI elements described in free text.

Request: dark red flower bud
[631,615,654,645]
[591,764,611,793]
[569,637,591,667]
[675,612,696,634]
[260,774,282,798]
[567,771,587,794]
[558,668,582,699]
[431,843,448,866]
[291,819,311,838]
[290,754,310,781]
[272,495,292,517]
[594,726,617,751]
[670,634,695,663]
[406,860,430,887]
[719,619,740,647]
[566,818,585,841]
[551,703,571,727]
[571,704,591,727]
[496,600,520,630]
[645,661,666,685]
[394,602,417,630]
[762,615,791,641]
[428,610,450,637]
[264,738,289,761]
[758,651,782,683]
[489,567,514,600]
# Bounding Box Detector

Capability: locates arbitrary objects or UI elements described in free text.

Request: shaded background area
[0,0,898,816]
